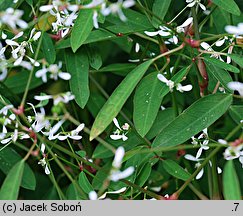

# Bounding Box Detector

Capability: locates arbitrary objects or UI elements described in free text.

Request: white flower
[227,81,243,97]
[157,74,175,91]
[27,103,50,132]
[55,123,85,140]
[109,166,135,182]
[145,26,179,44]
[43,119,65,140]
[200,42,224,61]
[157,74,193,93]
[110,118,129,141]
[225,23,243,36]
[109,146,135,182]
[223,145,243,160]
[6,30,40,67]
[176,17,193,33]
[0,104,14,116]
[184,154,204,179]
[186,0,206,11]
[34,92,75,105]
[0,8,28,29]
[101,0,135,22]
[36,61,71,82]
[176,83,193,92]
[38,144,51,175]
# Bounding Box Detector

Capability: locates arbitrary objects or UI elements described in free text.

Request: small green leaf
[78,172,93,194]
[152,0,172,27]
[204,56,240,73]
[0,82,21,106]
[223,160,241,200]
[41,32,56,64]
[163,160,191,181]
[0,160,25,200]
[90,60,153,140]
[135,163,152,186]
[212,0,241,15]
[205,61,233,92]
[71,9,93,52]
[229,54,243,68]
[65,48,90,109]
[152,94,232,148]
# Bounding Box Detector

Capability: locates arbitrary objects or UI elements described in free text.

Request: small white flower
[184,154,204,179]
[225,23,243,36]
[200,42,224,61]
[176,83,193,92]
[157,74,175,91]
[186,0,206,11]
[34,92,75,105]
[223,145,243,160]
[227,81,243,97]
[218,139,228,145]
[56,123,85,140]
[110,118,129,141]
[38,144,51,175]
[0,8,28,29]
[89,191,98,200]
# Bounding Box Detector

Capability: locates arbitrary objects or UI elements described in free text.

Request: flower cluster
[110,118,130,141]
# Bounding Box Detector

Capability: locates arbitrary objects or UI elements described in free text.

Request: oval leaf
[152,94,232,148]
[41,32,56,64]
[223,160,241,200]
[163,160,191,181]
[90,60,153,140]
[229,54,243,68]
[204,56,239,73]
[71,9,94,52]
[78,172,93,194]
[65,48,90,109]
[134,67,189,137]
[212,0,241,16]
[205,61,233,92]
[0,160,25,200]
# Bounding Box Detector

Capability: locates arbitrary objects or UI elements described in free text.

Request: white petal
[217,167,222,174]
[200,42,211,51]
[58,72,71,80]
[113,118,121,130]
[135,43,140,53]
[69,135,82,140]
[40,143,46,153]
[5,40,19,46]
[144,30,160,37]
[180,17,193,28]
[157,74,169,84]
[110,167,135,182]
[196,168,204,180]
[112,146,125,168]
[215,39,225,47]
[199,3,206,11]
[184,154,198,161]
[218,139,227,145]
[33,32,41,41]
[57,135,68,140]
[45,165,51,175]
[173,35,179,44]
[14,56,23,66]
[196,148,203,159]
[110,134,122,140]
[34,95,53,101]
[228,81,243,96]
[39,5,54,12]
[75,123,85,133]
[89,191,98,200]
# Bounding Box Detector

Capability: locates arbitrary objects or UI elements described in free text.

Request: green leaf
[0,82,21,106]
[162,160,191,181]
[98,63,136,76]
[90,60,153,140]
[152,0,172,27]
[0,160,25,200]
[78,172,93,194]
[223,160,241,200]
[71,9,93,52]
[135,163,152,186]
[229,54,243,68]
[204,56,240,73]
[65,48,90,109]
[41,32,56,64]
[152,94,232,148]
[229,105,243,125]
[133,67,189,137]
[205,61,233,92]
[86,45,102,70]
[133,72,162,137]
[0,147,36,190]
[66,183,85,200]
[212,0,241,15]
[4,70,43,94]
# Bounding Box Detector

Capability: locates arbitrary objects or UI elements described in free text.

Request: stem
[192,7,200,40]
[188,183,209,200]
